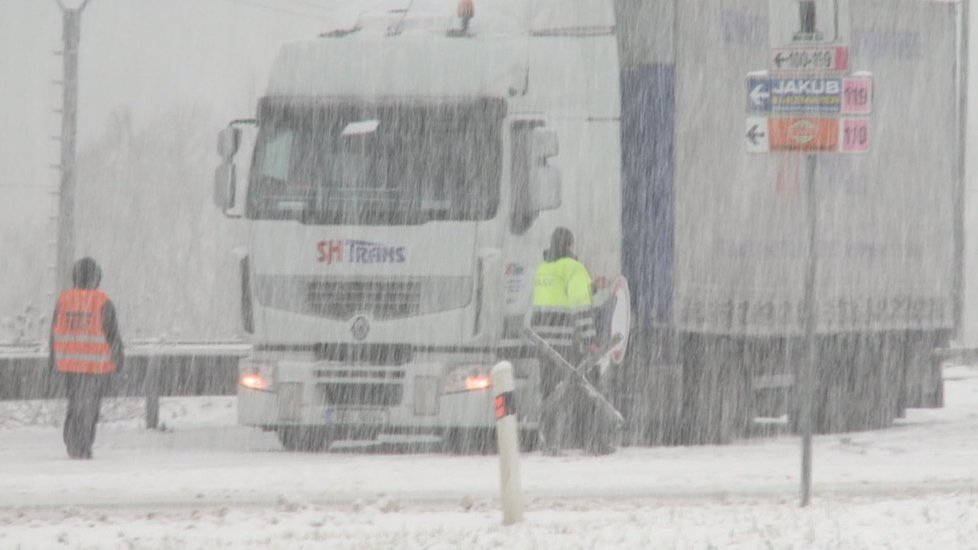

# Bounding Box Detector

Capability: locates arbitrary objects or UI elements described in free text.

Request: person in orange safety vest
[49,257,124,459]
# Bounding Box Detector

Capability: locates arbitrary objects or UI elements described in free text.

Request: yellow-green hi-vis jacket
[531,257,597,354]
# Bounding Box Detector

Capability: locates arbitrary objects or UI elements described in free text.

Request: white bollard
[491,361,523,525]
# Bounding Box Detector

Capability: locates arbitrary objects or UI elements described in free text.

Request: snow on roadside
[0,365,976,548]
[0,394,236,430]
[1,493,976,549]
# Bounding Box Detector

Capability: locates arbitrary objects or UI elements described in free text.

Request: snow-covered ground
[1,366,977,549]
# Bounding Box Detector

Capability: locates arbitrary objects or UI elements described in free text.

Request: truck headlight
[442,364,493,394]
[239,360,275,392]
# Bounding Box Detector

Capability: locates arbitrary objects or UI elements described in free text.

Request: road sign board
[747,74,873,115]
[769,46,849,75]
[746,116,871,154]
[745,117,770,153]
[746,77,771,112]
[841,75,872,114]
[769,117,838,152]
[747,77,842,114]
[840,118,871,153]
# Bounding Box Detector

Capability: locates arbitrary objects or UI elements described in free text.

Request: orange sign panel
[768,117,839,152]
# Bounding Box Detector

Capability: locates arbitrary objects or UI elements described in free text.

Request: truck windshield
[248,98,504,225]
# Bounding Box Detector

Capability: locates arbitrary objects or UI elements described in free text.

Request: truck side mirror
[214,162,238,215]
[214,121,255,218]
[217,126,242,159]
[529,166,561,211]
[529,129,561,211]
[531,129,559,160]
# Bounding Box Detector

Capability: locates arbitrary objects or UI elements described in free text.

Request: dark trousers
[538,346,587,450]
[539,351,614,454]
[62,373,111,458]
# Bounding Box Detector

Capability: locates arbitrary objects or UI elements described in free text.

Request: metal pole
[800,153,818,507]
[145,356,161,429]
[953,0,968,340]
[54,1,91,291]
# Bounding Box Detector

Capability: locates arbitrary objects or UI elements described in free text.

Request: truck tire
[612,327,683,446]
[678,335,749,445]
[441,427,496,455]
[803,334,894,434]
[902,331,946,409]
[519,429,542,452]
[277,427,334,452]
[440,428,541,454]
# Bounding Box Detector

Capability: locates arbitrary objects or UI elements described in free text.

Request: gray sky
[0,0,340,335]
[0,0,331,188]
[0,0,401,229]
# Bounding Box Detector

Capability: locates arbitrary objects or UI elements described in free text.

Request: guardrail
[1,341,967,431]
[0,341,250,428]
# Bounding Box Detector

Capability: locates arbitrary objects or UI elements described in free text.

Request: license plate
[325,408,387,425]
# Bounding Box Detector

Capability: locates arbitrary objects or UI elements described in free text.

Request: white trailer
[214,0,964,450]
[611,0,963,444]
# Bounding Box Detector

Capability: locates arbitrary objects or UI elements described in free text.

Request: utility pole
[53,0,92,291]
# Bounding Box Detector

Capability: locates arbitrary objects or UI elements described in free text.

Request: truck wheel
[519,429,541,452]
[613,328,683,446]
[808,334,895,434]
[277,427,333,452]
[441,428,496,455]
[903,331,945,409]
[679,336,748,445]
[856,335,895,431]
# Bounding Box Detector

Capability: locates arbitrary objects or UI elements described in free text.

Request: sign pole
[800,152,818,507]
[755,0,865,509]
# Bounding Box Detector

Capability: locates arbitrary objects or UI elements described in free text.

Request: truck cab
[214,0,622,451]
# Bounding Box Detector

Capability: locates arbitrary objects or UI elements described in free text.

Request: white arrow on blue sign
[747,77,843,114]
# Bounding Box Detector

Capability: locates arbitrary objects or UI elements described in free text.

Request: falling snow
[2,1,977,547]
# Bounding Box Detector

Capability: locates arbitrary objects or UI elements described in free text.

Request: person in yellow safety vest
[49,257,124,459]
[531,227,596,360]
[531,227,612,455]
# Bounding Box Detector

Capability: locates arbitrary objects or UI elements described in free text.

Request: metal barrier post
[145,356,161,429]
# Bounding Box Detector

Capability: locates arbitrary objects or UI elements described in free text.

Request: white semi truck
[214,0,964,450]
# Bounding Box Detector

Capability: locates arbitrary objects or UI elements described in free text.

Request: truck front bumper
[236,352,540,433]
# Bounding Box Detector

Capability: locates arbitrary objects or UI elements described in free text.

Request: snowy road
[1,366,977,548]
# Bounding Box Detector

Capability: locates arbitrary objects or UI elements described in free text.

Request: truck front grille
[314,343,413,365]
[308,280,422,320]
[256,276,472,321]
[316,382,403,407]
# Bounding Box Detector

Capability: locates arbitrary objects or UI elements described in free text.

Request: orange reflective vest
[52,289,115,374]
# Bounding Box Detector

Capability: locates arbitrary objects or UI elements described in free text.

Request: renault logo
[351,316,370,341]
